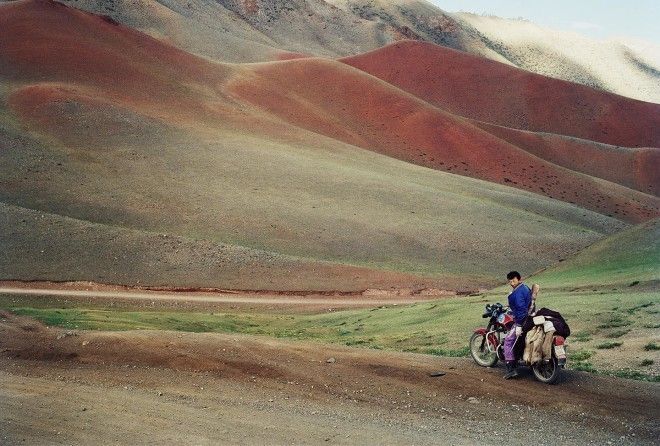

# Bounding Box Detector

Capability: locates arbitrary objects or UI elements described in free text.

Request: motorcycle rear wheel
[469,332,498,367]
[532,357,560,384]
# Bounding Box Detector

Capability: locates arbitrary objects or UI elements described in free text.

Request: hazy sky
[429,0,659,44]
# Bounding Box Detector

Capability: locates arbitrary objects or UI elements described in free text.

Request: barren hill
[0,0,657,290]
[341,41,660,148]
[230,53,659,221]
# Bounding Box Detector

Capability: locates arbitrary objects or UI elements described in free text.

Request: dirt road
[1,311,658,445]
[0,283,441,313]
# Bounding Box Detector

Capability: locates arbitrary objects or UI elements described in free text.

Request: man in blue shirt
[503,271,533,379]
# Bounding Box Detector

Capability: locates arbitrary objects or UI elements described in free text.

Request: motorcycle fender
[473,328,488,335]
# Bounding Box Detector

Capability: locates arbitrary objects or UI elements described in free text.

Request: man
[503,271,532,379]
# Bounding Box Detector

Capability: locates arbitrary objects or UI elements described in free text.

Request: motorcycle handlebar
[482,302,509,319]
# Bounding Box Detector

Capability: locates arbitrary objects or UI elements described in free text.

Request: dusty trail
[1,312,658,445]
[0,284,439,312]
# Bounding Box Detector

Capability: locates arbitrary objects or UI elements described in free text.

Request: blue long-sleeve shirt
[508,283,532,324]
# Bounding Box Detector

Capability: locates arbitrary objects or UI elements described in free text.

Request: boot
[503,360,519,379]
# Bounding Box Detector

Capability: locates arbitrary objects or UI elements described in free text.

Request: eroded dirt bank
[1,312,658,445]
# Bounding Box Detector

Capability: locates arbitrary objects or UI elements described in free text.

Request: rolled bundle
[524,326,543,364]
[531,329,545,364]
[542,329,556,360]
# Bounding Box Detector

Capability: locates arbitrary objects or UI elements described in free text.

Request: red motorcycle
[469,302,567,384]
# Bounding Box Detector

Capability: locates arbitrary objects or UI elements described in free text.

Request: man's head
[507,271,521,288]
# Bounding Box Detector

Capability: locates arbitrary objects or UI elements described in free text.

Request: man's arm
[529,284,539,314]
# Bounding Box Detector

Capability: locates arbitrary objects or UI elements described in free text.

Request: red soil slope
[341,41,660,148]
[228,58,659,222]
[473,122,660,196]
[8,84,177,149]
[0,0,234,129]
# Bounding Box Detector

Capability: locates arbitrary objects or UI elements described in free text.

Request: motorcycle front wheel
[469,332,498,367]
[532,357,560,384]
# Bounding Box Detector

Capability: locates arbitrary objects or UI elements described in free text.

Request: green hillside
[531,219,660,288]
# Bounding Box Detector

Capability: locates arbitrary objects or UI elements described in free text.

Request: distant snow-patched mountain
[453,12,660,104]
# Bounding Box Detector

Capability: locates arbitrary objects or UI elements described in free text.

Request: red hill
[473,122,660,197]
[228,58,659,222]
[341,40,660,148]
[0,0,233,129]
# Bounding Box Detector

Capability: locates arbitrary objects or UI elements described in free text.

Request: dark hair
[507,271,521,280]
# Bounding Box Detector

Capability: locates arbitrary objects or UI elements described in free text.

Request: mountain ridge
[43,0,660,103]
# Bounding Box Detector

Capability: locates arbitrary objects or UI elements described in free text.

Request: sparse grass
[626,302,654,314]
[344,339,368,346]
[570,363,659,382]
[610,370,660,382]
[571,362,596,373]
[571,350,594,361]
[572,331,592,342]
[2,287,658,380]
[6,297,489,353]
[596,341,623,349]
[19,308,87,330]
[425,346,470,357]
[605,329,630,338]
[598,315,631,329]
[11,307,261,333]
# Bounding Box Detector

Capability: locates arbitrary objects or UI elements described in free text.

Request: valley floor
[1,311,658,445]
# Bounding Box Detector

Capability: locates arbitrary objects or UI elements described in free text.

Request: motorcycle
[469,302,567,384]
